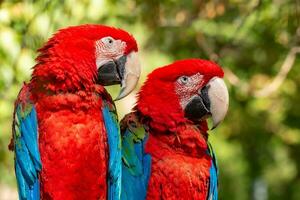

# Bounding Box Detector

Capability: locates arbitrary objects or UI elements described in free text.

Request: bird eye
[178,76,189,84]
[101,37,114,45]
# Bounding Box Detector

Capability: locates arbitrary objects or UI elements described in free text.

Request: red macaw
[120,59,229,200]
[9,24,141,200]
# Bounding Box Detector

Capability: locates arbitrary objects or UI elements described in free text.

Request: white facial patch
[95,37,127,69]
[175,73,204,109]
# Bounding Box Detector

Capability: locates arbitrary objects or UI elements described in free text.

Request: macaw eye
[178,76,190,85]
[101,37,114,46]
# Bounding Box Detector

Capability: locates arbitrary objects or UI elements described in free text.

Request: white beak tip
[114,52,141,101]
[207,77,229,130]
[114,88,126,101]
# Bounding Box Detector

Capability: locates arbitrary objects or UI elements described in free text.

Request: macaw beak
[184,77,229,129]
[97,51,141,100]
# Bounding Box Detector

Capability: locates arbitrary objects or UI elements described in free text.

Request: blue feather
[29,179,40,200]
[142,155,151,189]
[123,130,143,175]
[209,161,218,200]
[20,119,41,169]
[14,101,41,200]
[121,115,151,200]
[15,140,36,184]
[15,163,27,200]
[102,105,122,200]
[30,108,38,133]
[207,143,218,200]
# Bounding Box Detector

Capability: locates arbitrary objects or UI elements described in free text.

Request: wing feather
[102,104,122,200]
[12,86,41,200]
[207,142,218,200]
[120,113,151,200]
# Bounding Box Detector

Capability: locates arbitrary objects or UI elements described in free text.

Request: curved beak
[207,77,229,129]
[97,51,141,100]
[115,51,141,100]
[184,77,229,129]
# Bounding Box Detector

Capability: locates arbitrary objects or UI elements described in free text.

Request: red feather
[36,88,108,199]
[145,123,211,200]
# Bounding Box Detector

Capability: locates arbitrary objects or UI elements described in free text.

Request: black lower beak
[97,55,127,86]
[184,85,211,121]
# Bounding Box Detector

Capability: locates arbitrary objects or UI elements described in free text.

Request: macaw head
[137,59,229,132]
[33,24,140,99]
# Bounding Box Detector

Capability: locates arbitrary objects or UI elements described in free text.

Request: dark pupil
[182,76,188,82]
[108,39,113,43]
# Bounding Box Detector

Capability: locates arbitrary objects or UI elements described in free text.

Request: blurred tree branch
[224,67,240,86]
[223,46,300,98]
[253,46,300,97]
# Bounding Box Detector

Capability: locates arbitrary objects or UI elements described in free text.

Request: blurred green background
[0,0,299,199]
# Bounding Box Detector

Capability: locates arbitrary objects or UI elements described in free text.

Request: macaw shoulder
[120,112,150,171]
[120,112,148,140]
[9,82,34,151]
[120,112,151,200]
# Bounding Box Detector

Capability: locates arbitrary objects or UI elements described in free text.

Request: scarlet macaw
[120,59,229,200]
[9,25,141,200]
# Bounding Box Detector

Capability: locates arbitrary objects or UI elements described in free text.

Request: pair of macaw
[9,25,229,200]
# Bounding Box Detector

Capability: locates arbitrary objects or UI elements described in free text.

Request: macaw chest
[34,94,109,199]
[145,136,211,200]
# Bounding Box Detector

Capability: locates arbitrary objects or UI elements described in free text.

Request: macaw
[120,59,229,200]
[8,24,141,200]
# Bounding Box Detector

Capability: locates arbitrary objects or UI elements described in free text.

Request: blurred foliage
[0,0,299,199]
